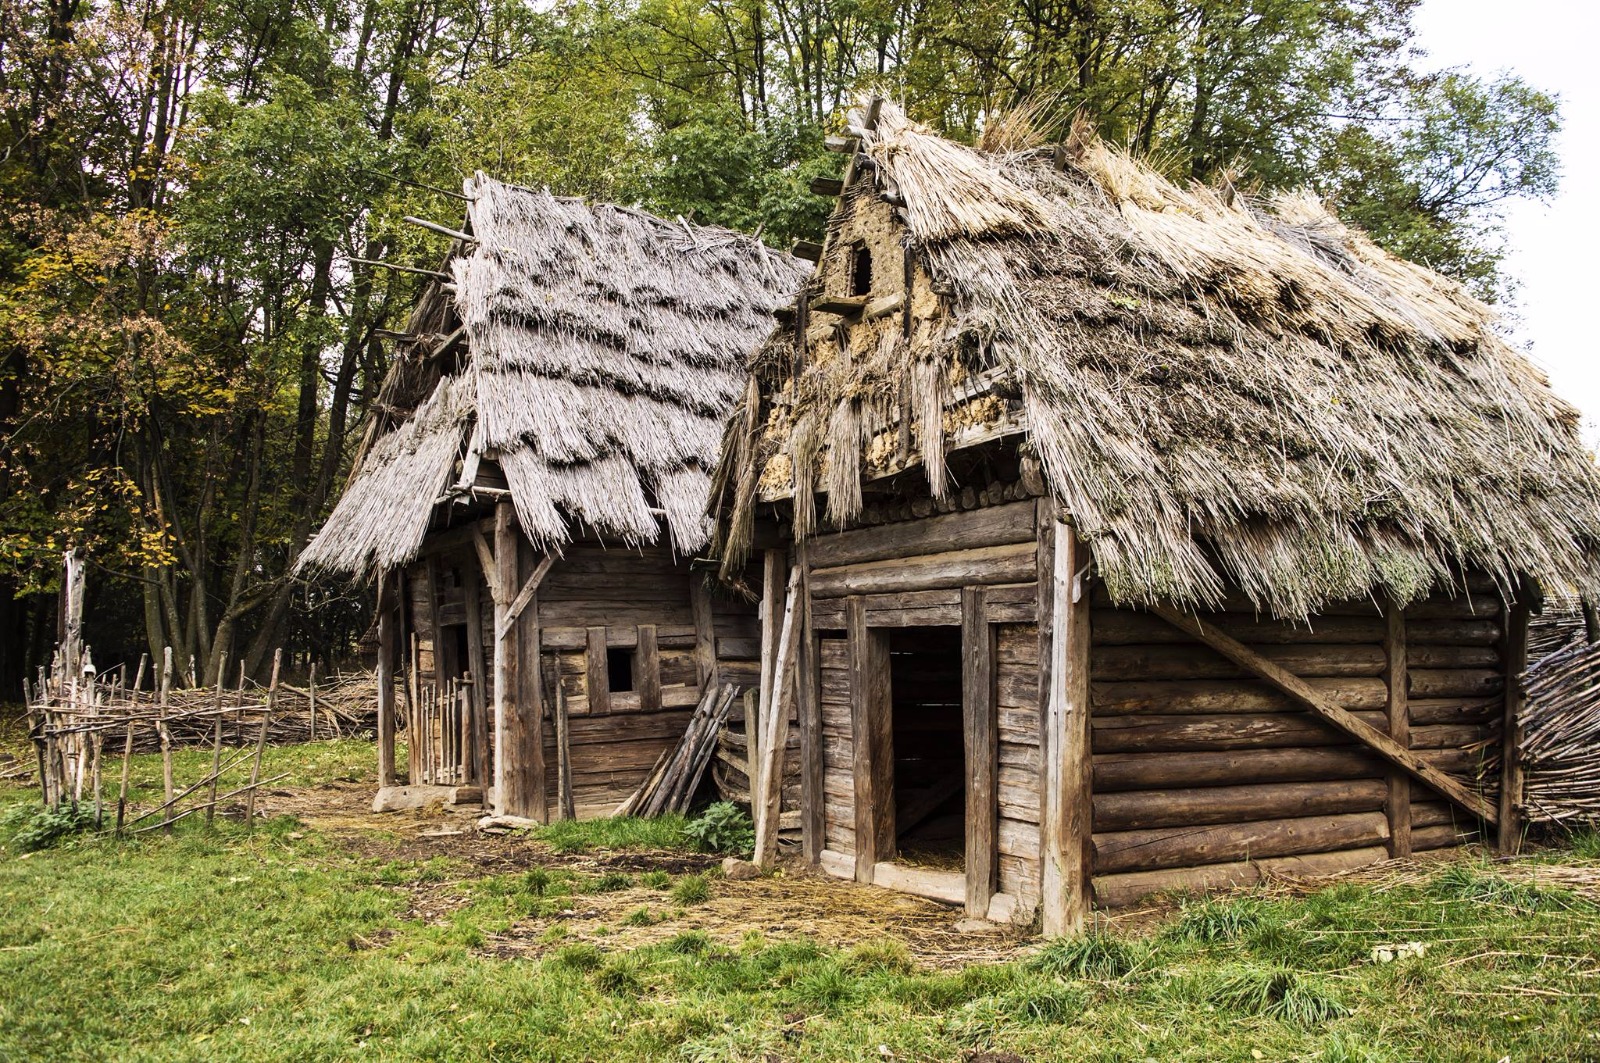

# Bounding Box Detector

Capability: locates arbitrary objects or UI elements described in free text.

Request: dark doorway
[888,626,966,870]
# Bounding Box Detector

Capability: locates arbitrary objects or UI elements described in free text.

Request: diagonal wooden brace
[496,554,554,642]
[1150,604,1498,826]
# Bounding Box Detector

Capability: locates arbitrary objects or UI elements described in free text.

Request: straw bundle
[715,100,1600,620]
[1522,639,1600,826]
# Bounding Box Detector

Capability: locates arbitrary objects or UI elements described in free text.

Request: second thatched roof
[300,176,807,577]
[716,102,1600,617]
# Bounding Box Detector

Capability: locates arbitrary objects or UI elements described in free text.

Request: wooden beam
[755,550,784,818]
[635,624,662,712]
[792,240,823,262]
[461,561,488,785]
[496,553,554,641]
[515,537,548,823]
[690,579,720,691]
[1041,523,1093,936]
[755,567,802,866]
[423,555,444,695]
[849,595,895,883]
[963,586,997,919]
[1384,599,1412,858]
[472,528,499,603]
[403,215,475,243]
[1498,602,1530,852]
[796,541,825,864]
[1149,603,1498,826]
[809,177,844,197]
[490,502,516,814]
[586,626,611,716]
[376,570,398,786]
[555,684,574,820]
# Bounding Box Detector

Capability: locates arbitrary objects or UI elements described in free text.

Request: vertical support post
[461,562,488,785]
[585,627,611,715]
[1041,522,1092,936]
[635,624,661,712]
[159,647,175,835]
[207,661,225,825]
[376,570,398,787]
[1384,598,1411,858]
[556,682,574,820]
[492,503,515,815]
[307,662,317,741]
[246,648,281,828]
[755,567,801,866]
[755,550,784,816]
[690,578,720,692]
[1498,601,1531,853]
[963,586,997,918]
[796,540,824,864]
[848,595,893,883]
[516,537,547,822]
[424,555,444,695]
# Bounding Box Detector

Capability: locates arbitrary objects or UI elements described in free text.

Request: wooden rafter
[1149,604,1498,825]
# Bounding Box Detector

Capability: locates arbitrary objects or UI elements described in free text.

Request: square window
[606,646,635,692]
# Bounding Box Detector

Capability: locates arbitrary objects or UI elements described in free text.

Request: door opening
[888,626,966,871]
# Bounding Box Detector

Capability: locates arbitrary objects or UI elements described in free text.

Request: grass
[3,718,1600,1060]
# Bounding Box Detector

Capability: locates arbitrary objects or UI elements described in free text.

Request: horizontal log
[1092,643,1386,681]
[1407,619,1502,645]
[1093,711,1380,754]
[1412,823,1482,850]
[1093,610,1384,646]
[1093,846,1390,908]
[1092,677,1388,715]
[806,501,1037,569]
[1093,779,1388,832]
[1409,697,1503,726]
[1093,746,1385,792]
[1093,810,1389,874]
[871,862,964,905]
[809,542,1036,598]
[1409,669,1502,698]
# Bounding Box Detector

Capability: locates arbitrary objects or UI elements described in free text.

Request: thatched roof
[300,176,807,576]
[715,102,1600,616]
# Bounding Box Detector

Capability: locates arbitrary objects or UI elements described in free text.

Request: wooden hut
[300,176,807,820]
[710,102,1600,933]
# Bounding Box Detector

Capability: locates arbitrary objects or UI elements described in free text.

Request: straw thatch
[300,177,805,576]
[715,101,1600,618]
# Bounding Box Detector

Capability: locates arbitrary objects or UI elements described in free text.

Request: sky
[1412,1,1600,446]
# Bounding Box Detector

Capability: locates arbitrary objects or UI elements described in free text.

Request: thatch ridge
[300,178,806,576]
[716,101,1600,616]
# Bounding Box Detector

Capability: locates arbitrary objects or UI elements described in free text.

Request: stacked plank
[613,683,738,817]
[1521,637,1600,826]
[1088,588,1505,905]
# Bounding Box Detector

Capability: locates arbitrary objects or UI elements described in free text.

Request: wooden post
[207,659,226,826]
[796,540,825,864]
[635,624,661,712]
[490,505,512,814]
[1041,523,1092,936]
[424,554,444,695]
[755,567,801,866]
[756,550,784,814]
[848,595,894,883]
[159,648,175,836]
[462,563,489,785]
[556,681,574,820]
[585,626,611,716]
[1498,602,1531,853]
[1384,599,1411,858]
[116,720,134,833]
[60,549,85,679]
[962,586,997,919]
[515,537,548,822]
[307,662,317,741]
[690,578,720,691]
[376,570,398,787]
[246,649,281,828]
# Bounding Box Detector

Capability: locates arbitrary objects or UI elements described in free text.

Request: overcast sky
[1412,1,1600,446]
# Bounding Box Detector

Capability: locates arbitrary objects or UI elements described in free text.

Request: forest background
[0,0,1565,696]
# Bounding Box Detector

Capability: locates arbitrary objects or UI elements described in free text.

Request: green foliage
[1428,863,1576,913]
[590,872,634,893]
[1167,896,1271,943]
[1201,964,1350,1025]
[1027,930,1145,981]
[682,801,755,856]
[0,802,96,853]
[534,814,691,854]
[671,873,712,905]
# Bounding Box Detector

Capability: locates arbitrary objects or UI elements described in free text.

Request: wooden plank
[555,683,574,819]
[1093,745,1480,792]
[1149,604,1497,825]
[871,862,964,905]
[1041,519,1092,936]
[810,542,1036,599]
[1498,603,1530,852]
[1094,845,1389,908]
[806,501,1038,568]
[1093,610,1386,646]
[585,626,611,717]
[635,624,662,712]
[755,550,784,820]
[376,570,398,786]
[517,537,548,822]
[1094,810,1388,875]
[491,502,516,814]
[797,540,825,864]
[1091,677,1388,715]
[1092,643,1388,681]
[963,586,997,918]
[462,563,489,785]
[690,579,720,690]
[472,527,499,601]
[423,555,445,692]
[497,553,554,641]
[756,567,801,865]
[850,596,894,882]
[1384,599,1412,859]
[1093,779,1389,832]
[1092,711,1387,753]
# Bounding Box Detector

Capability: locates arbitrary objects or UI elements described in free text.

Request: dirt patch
[486,863,1038,970]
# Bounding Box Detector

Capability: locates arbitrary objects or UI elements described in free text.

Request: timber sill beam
[497,554,554,642]
[1149,604,1498,825]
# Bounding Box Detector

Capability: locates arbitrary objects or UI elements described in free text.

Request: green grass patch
[530,813,691,854]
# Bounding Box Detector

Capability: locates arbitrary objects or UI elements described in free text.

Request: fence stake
[245,649,281,829]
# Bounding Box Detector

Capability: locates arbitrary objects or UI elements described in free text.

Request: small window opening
[849,242,873,296]
[606,647,635,692]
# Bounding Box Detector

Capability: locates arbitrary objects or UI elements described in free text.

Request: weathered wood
[1093,779,1388,832]
[1094,810,1389,874]
[849,596,894,882]
[807,501,1037,569]
[491,502,517,814]
[871,862,964,905]
[755,550,784,819]
[963,586,997,918]
[158,648,175,834]
[1498,603,1530,852]
[1149,605,1498,825]
[461,567,488,785]
[1092,711,1387,753]
[796,540,825,864]
[554,683,575,819]
[1094,610,1385,646]
[1093,845,1389,908]
[690,579,720,690]
[245,649,281,828]
[515,537,548,822]
[1093,744,1479,792]
[424,554,444,691]
[1041,520,1092,936]
[377,571,398,785]
[1091,677,1388,715]
[497,553,554,641]
[1384,599,1412,858]
[585,626,611,717]
[1092,643,1388,681]
[635,624,662,712]
[755,567,801,865]
[810,542,1037,599]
